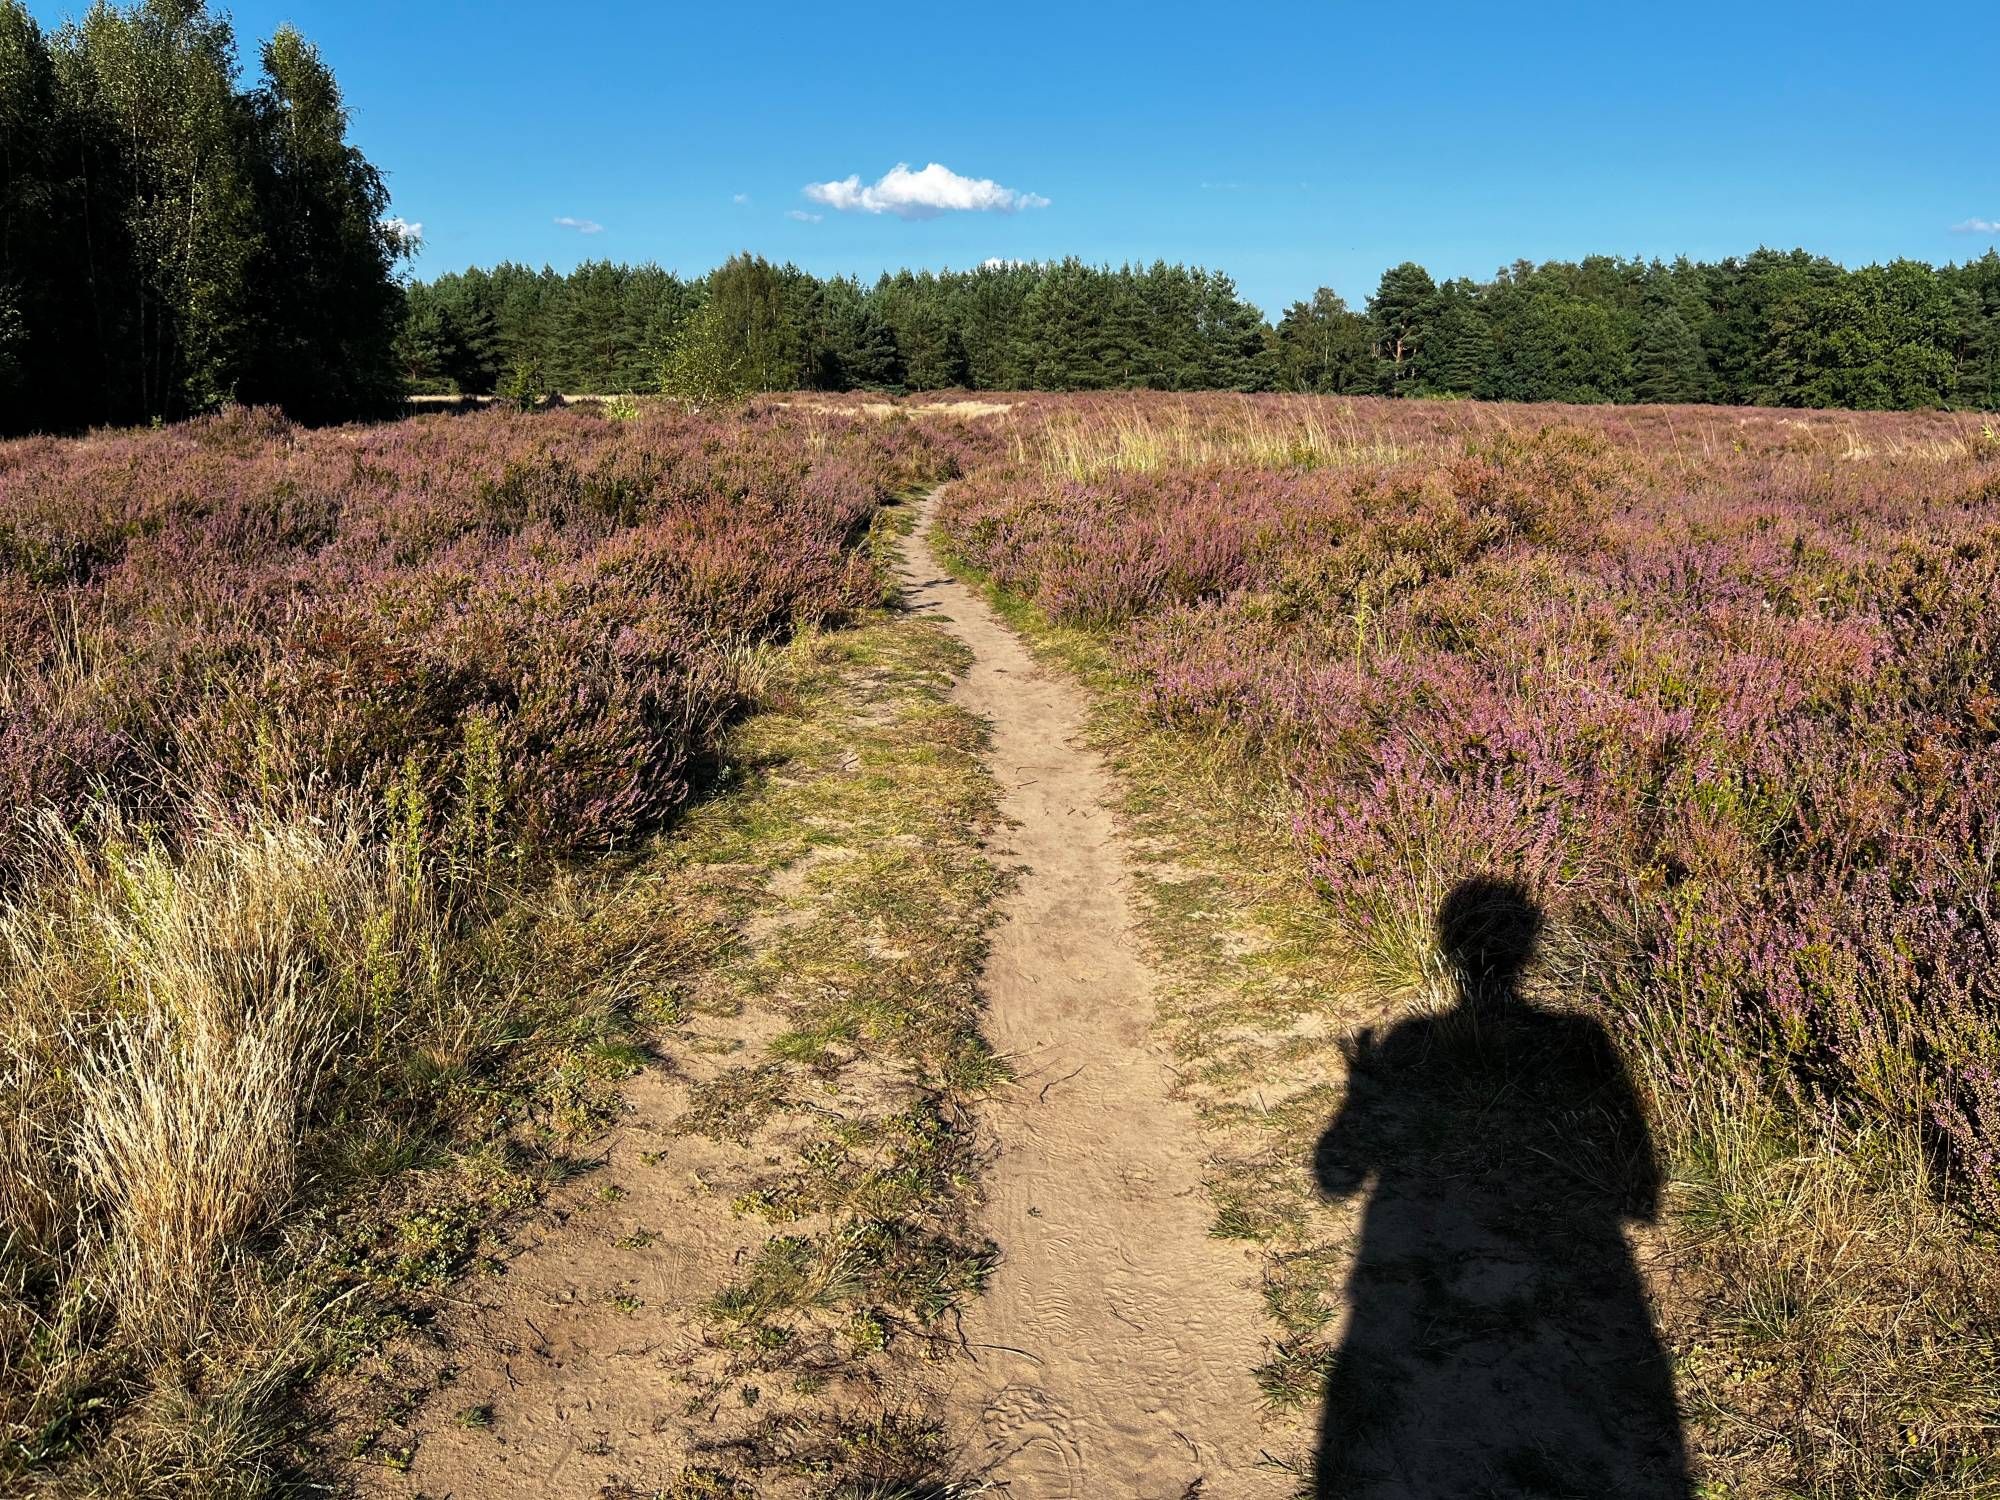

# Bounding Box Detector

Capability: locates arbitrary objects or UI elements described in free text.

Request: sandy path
[900,493,1283,1498]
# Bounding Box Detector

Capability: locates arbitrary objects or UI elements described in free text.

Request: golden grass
[1027,397,1435,481]
[75,984,329,1341]
[0,801,425,1488]
[2,806,388,1315]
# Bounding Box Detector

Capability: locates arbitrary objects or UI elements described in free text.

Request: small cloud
[981,257,1031,269]
[554,215,605,235]
[1951,218,1999,234]
[382,215,423,246]
[787,209,822,223]
[732,193,751,206]
[803,162,1049,220]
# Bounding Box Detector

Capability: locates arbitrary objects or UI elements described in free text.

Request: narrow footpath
[898,492,1284,1498]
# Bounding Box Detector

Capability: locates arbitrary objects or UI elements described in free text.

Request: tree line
[399,255,1273,402]
[409,248,2000,412]
[1281,251,2000,410]
[0,0,406,434]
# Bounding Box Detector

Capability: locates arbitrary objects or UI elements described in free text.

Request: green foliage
[1765,258,1960,409]
[0,0,403,432]
[497,355,544,410]
[708,252,809,390]
[807,274,902,389]
[1019,258,1113,390]
[1275,289,1374,393]
[413,254,1284,400]
[0,283,23,403]
[1631,306,1710,403]
[400,241,2000,413]
[393,287,478,394]
[658,301,751,404]
[1368,262,1438,395]
[844,300,908,388]
[1418,283,1493,396]
[653,254,806,402]
[1194,268,1276,391]
[1489,291,1630,403]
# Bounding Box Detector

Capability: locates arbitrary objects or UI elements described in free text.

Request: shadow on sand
[1312,877,1690,1498]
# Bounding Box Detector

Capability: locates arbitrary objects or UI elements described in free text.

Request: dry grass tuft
[1658,1084,2000,1495]
[74,979,330,1341]
[6,806,378,1321]
[0,801,410,1484]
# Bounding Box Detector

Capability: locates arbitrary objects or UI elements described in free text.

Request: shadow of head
[1437,876,1543,1008]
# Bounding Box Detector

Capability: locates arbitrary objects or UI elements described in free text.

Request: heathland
[3,3,1997,1496]
[3,390,1996,1498]
[0,401,985,1492]
[935,393,2000,1495]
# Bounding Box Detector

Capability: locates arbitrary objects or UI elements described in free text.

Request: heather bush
[939,394,2000,1218]
[0,400,974,1489]
[0,403,966,877]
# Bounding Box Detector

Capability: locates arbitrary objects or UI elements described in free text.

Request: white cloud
[732,193,751,206]
[382,215,423,246]
[981,257,1031,269]
[803,162,1049,220]
[1951,218,2000,234]
[787,209,822,223]
[554,215,605,235]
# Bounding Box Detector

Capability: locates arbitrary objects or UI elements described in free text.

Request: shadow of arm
[1604,1041,1664,1223]
[1313,1043,1378,1202]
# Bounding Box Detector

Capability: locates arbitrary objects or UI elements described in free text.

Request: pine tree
[839,298,902,388]
[393,286,459,392]
[1195,269,1273,391]
[1136,262,1201,388]
[1418,288,1493,395]
[1098,267,1153,387]
[434,270,502,393]
[896,298,963,390]
[555,261,621,391]
[1018,259,1107,391]
[959,262,1034,389]
[1368,262,1437,395]
[1631,307,1710,403]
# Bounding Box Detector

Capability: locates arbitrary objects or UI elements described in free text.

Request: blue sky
[29,0,2000,315]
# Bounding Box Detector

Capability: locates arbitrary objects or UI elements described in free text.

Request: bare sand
[899,491,1283,1498]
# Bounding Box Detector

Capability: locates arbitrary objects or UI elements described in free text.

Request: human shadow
[1311,877,1690,1498]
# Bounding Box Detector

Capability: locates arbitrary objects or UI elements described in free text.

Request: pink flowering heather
[0,402,976,875]
[939,393,2000,1218]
